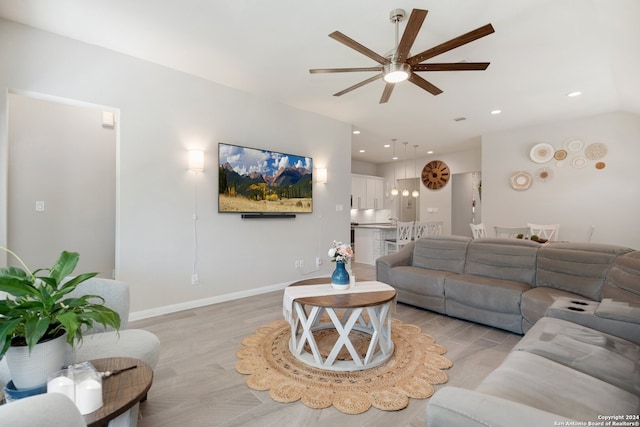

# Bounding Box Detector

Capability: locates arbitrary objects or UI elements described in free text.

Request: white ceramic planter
[5,332,67,389]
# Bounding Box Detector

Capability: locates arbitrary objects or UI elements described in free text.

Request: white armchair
[0,392,87,427]
[1,278,160,421]
[64,278,160,368]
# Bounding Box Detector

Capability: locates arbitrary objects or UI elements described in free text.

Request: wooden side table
[84,357,153,427]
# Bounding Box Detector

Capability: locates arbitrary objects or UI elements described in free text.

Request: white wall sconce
[316,167,328,184]
[188,150,204,172]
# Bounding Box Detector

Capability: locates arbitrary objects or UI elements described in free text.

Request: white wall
[378,147,481,234]
[0,19,352,316]
[482,111,640,248]
[351,159,379,176]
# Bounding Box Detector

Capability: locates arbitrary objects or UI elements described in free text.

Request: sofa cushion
[389,266,448,297]
[602,250,640,302]
[464,238,539,284]
[536,242,632,300]
[445,300,524,334]
[475,351,640,422]
[514,317,640,396]
[596,298,640,324]
[411,235,470,273]
[445,274,530,314]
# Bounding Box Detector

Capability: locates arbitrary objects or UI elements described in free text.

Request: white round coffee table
[285,279,396,372]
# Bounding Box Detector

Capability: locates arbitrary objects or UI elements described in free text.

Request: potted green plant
[0,247,121,389]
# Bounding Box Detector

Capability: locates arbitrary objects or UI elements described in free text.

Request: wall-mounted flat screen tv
[218,143,313,214]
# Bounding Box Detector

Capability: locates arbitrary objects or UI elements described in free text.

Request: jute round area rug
[235,318,452,414]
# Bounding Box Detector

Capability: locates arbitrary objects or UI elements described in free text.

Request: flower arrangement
[328,240,353,263]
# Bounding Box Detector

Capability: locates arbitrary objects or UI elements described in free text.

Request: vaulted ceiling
[1,0,638,164]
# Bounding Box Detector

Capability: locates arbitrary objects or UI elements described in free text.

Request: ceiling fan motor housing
[389,8,406,23]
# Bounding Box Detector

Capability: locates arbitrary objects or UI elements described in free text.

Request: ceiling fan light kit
[383,62,411,83]
[310,8,494,104]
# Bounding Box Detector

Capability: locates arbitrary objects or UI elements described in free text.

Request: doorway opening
[6,92,118,277]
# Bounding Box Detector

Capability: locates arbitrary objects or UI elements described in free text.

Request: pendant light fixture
[402,142,409,197]
[391,139,399,196]
[412,145,420,198]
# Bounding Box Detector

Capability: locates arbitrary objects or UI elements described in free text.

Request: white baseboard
[128,281,291,322]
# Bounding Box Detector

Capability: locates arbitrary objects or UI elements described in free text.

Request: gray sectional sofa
[376,236,639,336]
[377,236,640,426]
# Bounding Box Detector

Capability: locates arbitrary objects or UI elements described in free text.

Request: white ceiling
[1,0,638,164]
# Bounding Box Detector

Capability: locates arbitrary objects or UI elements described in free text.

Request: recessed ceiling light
[359,149,365,153]
[491,109,502,115]
[566,91,582,97]
[427,150,434,154]
[383,144,390,148]
[352,130,361,134]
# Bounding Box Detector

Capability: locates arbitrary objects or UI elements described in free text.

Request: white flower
[328,240,353,263]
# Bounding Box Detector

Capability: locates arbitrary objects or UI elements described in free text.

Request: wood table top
[288,278,396,309]
[84,357,153,427]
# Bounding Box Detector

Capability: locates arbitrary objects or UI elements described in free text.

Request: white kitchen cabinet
[366,177,384,209]
[351,174,384,210]
[351,176,367,209]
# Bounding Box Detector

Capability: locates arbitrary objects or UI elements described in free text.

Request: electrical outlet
[191,274,199,285]
[299,260,304,269]
[294,260,300,269]
[315,257,322,267]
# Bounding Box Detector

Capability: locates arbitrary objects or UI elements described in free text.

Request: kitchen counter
[352,224,396,265]
[351,223,396,230]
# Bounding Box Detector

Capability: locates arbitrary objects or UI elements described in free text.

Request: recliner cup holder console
[563,299,594,312]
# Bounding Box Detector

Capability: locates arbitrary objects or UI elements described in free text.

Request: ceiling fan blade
[379,83,395,104]
[310,66,384,74]
[408,23,495,65]
[394,9,428,62]
[329,31,390,65]
[408,73,443,96]
[333,73,383,97]
[412,62,490,72]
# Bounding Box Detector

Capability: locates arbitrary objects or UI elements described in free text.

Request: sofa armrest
[0,393,86,427]
[375,242,414,284]
[426,387,576,427]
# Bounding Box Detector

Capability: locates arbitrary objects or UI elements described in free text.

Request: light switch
[35,201,45,212]
[102,111,115,128]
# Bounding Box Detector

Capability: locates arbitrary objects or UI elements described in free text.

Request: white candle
[75,378,103,415]
[47,375,75,401]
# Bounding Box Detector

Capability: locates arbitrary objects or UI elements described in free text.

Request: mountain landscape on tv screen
[218,161,312,213]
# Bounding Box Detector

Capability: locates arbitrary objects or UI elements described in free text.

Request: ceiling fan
[310,8,495,103]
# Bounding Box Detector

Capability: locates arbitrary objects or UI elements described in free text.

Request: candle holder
[47,362,103,415]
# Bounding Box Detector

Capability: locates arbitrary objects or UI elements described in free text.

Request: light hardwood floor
[132,263,520,427]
